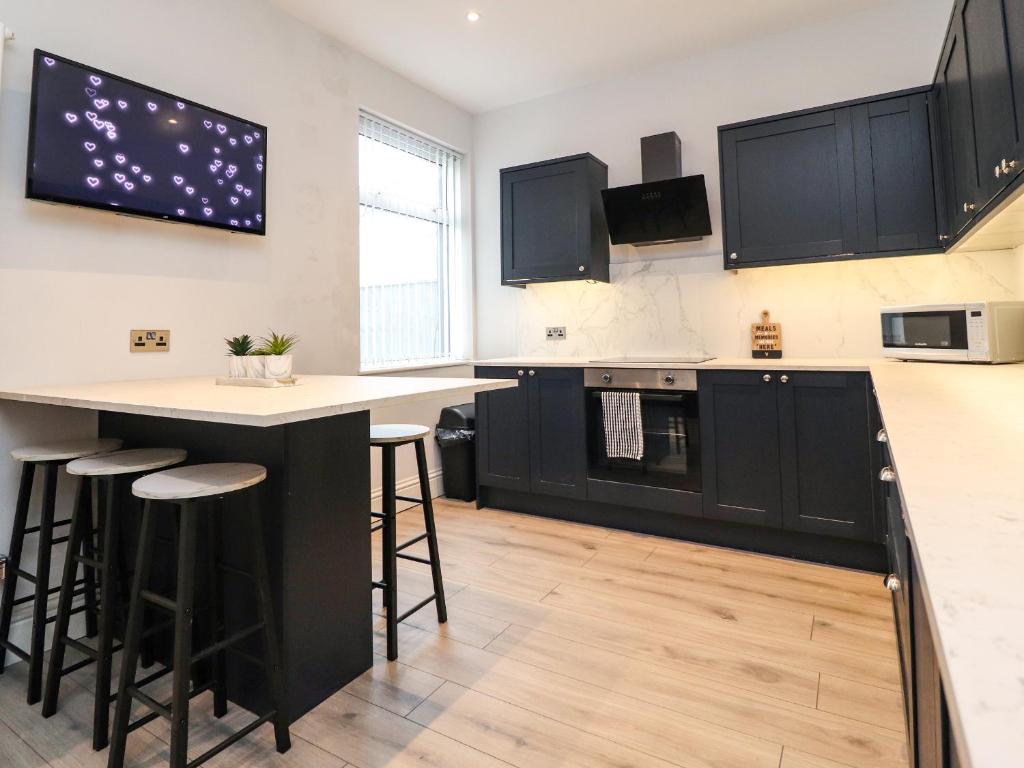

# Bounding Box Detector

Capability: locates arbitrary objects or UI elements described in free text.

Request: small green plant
[224,334,255,356]
[255,330,299,356]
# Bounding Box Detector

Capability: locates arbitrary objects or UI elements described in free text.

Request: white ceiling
[272,0,904,113]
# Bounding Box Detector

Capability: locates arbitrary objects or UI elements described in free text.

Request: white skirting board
[371,466,445,513]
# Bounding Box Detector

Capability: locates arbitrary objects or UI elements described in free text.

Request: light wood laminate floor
[0,499,906,768]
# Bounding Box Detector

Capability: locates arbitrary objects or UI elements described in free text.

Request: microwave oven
[881,302,1024,363]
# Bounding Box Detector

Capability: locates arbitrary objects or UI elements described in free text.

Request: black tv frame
[26,49,269,236]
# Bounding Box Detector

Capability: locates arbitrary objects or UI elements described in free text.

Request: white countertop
[0,375,517,427]
[475,355,878,371]
[869,362,1024,768]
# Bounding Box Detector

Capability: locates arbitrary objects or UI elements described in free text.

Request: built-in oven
[584,368,701,496]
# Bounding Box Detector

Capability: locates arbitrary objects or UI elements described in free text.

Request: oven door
[881,305,971,361]
[587,389,701,493]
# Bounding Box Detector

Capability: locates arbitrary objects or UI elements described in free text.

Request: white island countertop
[0,375,517,427]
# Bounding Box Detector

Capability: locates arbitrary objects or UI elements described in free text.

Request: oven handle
[590,389,688,402]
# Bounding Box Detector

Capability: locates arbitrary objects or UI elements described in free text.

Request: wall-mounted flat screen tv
[26,49,267,235]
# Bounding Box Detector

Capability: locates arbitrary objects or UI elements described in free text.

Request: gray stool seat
[370,424,431,445]
[11,437,123,463]
[67,447,187,477]
[132,463,267,500]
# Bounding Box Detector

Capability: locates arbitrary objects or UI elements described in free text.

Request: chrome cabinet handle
[528,369,536,376]
[517,369,524,376]
[884,574,901,593]
[664,374,675,385]
[780,375,789,384]
[578,265,585,272]
[996,163,1003,178]
[938,234,951,242]
[964,202,976,213]
[729,253,739,261]
[876,428,888,443]
[879,466,896,483]
[1003,158,1017,174]
[762,374,772,383]
[601,373,612,383]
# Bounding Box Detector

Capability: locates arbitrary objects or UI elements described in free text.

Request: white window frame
[357,111,469,373]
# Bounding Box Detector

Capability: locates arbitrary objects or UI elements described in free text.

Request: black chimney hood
[601,132,712,247]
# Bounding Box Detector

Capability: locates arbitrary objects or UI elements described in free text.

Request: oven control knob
[601,373,612,384]
[663,374,675,386]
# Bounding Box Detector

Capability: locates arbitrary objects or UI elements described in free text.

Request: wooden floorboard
[0,498,906,768]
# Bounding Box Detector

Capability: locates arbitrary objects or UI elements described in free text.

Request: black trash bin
[435,403,476,502]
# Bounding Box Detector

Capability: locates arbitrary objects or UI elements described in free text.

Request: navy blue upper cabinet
[962,0,1021,206]
[933,0,1024,244]
[719,89,940,268]
[934,10,980,237]
[500,154,610,285]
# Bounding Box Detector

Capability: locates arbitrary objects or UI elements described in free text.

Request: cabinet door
[501,158,593,283]
[721,109,858,265]
[885,483,915,757]
[935,12,981,233]
[527,368,588,498]
[778,372,876,541]
[962,0,1020,205]
[852,94,938,252]
[912,554,947,768]
[699,371,782,527]
[475,367,530,492]
[1004,0,1024,186]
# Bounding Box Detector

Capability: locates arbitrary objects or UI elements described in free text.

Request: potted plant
[255,330,299,380]
[224,334,254,378]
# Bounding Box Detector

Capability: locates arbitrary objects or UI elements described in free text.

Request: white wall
[473,0,1023,359]
[0,0,475,650]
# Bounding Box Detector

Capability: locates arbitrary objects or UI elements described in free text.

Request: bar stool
[108,463,290,768]
[42,447,188,750]
[0,437,122,704]
[370,424,447,661]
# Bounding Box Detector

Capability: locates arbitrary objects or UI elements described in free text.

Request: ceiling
[272,0,904,113]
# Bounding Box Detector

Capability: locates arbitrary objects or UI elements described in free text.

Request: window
[358,112,464,371]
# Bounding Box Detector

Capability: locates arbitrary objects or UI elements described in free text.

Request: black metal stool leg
[108,500,159,768]
[27,464,59,705]
[414,440,447,624]
[207,503,228,719]
[382,445,398,661]
[41,476,89,717]
[80,480,100,640]
[0,462,34,674]
[93,476,120,750]
[169,502,199,768]
[248,488,291,753]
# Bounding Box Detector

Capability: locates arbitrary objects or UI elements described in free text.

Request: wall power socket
[130,329,170,353]
[546,327,566,340]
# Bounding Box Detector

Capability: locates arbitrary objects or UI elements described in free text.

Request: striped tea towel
[601,391,644,461]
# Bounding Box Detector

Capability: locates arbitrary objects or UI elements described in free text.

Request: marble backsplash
[514,248,1024,359]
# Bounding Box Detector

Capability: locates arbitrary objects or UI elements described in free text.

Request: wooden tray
[215,376,299,388]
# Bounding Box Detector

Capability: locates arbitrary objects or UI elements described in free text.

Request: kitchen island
[0,374,516,722]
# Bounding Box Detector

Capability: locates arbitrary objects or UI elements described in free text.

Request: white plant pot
[263,354,293,380]
[243,355,266,379]
[227,356,247,378]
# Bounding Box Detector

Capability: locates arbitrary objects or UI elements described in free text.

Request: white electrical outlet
[546,327,567,340]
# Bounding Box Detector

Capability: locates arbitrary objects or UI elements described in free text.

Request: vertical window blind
[358,112,462,371]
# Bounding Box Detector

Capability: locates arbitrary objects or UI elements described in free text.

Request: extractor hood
[601,132,712,247]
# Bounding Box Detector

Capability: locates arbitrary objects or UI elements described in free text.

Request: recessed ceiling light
[466,10,481,22]
[168,118,178,124]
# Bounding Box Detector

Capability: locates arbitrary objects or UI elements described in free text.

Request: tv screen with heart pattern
[26,49,267,235]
